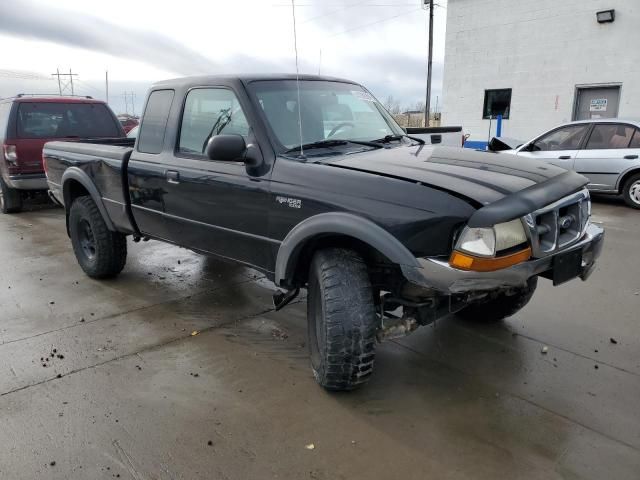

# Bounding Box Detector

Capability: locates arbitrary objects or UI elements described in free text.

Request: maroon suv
[0,95,123,213]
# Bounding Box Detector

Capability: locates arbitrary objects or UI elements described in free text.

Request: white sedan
[500,119,640,209]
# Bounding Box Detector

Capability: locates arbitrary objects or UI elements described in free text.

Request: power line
[74,78,104,97]
[326,7,421,38]
[299,0,369,24]
[0,69,51,81]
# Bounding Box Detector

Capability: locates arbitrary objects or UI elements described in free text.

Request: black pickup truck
[44,74,604,391]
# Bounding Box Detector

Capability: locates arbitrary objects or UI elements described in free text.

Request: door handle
[624,154,638,160]
[166,170,180,184]
[558,155,571,160]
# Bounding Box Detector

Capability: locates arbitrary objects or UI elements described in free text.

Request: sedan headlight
[450,218,531,271]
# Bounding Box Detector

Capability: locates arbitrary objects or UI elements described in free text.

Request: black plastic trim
[468,170,589,228]
[274,212,420,286]
[61,167,116,231]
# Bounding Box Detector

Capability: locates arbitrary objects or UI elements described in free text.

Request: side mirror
[521,142,534,152]
[205,134,247,162]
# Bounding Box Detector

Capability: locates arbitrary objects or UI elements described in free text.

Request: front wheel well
[288,234,399,289]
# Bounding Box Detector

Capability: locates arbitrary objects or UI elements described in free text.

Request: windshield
[16,102,121,139]
[248,80,404,151]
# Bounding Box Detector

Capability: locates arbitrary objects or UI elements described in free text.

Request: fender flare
[62,167,115,232]
[274,212,420,286]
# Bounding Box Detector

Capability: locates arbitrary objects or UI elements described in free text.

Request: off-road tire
[622,173,640,209]
[307,248,377,391]
[457,277,538,322]
[69,196,127,278]
[0,176,23,214]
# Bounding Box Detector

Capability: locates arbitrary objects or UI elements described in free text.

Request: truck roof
[152,74,360,90]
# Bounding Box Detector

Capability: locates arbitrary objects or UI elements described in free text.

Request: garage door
[574,86,620,121]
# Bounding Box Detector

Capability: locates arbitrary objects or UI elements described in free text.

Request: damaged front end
[374,282,467,342]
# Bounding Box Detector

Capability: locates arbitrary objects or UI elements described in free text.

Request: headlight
[450,218,531,271]
[457,227,495,257]
[457,219,528,257]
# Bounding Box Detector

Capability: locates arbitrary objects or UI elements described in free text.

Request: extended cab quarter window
[137,89,174,154]
[178,88,249,156]
[586,124,635,149]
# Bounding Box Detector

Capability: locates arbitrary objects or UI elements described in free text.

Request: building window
[483,89,512,119]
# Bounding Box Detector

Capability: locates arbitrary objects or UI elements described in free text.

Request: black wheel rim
[78,219,96,260]
[0,181,4,211]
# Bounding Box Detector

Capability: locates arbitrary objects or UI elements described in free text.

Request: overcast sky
[0,0,447,115]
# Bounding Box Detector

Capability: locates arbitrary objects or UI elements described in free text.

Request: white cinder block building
[441,0,640,148]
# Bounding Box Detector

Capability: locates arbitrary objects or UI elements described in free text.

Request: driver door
[516,124,591,170]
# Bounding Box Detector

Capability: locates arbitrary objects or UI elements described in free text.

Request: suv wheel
[457,277,538,322]
[69,196,127,278]
[0,176,23,214]
[622,173,640,209]
[307,248,377,391]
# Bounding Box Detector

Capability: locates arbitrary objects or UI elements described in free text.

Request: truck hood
[325,145,575,206]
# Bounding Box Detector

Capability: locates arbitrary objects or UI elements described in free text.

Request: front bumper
[401,223,604,295]
[4,173,48,191]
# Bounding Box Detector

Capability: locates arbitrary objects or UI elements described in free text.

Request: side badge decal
[276,196,302,209]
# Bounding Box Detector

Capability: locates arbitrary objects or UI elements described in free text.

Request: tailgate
[10,138,47,174]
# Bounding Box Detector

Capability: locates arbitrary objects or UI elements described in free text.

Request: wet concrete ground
[0,197,638,479]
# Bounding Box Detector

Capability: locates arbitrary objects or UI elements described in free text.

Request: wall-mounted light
[596,9,615,23]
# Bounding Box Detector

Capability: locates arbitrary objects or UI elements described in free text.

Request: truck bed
[44,138,136,233]
[405,126,464,147]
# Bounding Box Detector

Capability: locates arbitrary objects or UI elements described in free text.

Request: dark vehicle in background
[0,95,124,213]
[44,75,604,391]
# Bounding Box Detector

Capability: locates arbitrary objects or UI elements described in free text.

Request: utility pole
[69,68,75,95]
[105,70,109,104]
[123,92,136,116]
[130,92,136,116]
[51,68,78,96]
[423,0,434,127]
[53,68,62,95]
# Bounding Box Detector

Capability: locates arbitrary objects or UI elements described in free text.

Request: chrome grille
[525,189,591,258]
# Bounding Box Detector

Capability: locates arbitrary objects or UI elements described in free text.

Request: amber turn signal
[449,247,532,272]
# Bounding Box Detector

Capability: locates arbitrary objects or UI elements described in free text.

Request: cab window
[138,90,174,154]
[178,88,249,156]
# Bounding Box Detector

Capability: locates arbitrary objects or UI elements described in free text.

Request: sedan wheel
[623,173,640,209]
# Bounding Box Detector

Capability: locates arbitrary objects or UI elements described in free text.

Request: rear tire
[307,248,378,391]
[457,277,538,322]
[69,196,127,278]
[622,173,640,209]
[0,176,23,214]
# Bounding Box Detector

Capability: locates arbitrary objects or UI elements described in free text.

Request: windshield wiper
[371,134,404,143]
[371,134,426,146]
[285,139,382,154]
